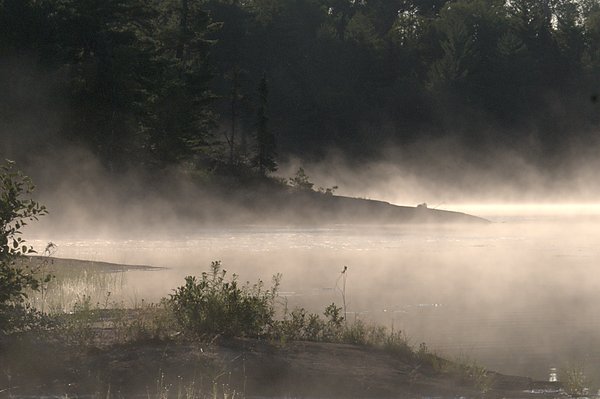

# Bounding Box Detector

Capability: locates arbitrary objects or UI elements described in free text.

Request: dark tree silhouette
[254,73,277,175]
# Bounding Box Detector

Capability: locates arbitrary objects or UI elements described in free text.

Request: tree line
[2,0,600,174]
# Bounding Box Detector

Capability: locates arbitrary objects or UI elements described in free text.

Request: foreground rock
[0,335,559,398]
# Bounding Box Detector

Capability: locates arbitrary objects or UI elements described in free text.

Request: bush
[322,303,344,340]
[0,161,49,334]
[169,261,279,338]
[288,167,314,191]
[168,261,416,361]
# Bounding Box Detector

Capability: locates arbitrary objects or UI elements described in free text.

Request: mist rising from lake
[28,205,600,384]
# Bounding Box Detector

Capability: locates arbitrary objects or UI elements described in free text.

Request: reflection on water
[26,207,600,383]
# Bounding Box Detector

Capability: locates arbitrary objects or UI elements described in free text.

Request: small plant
[341,318,366,344]
[139,371,240,399]
[335,266,348,324]
[288,167,314,191]
[323,303,344,340]
[383,330,413,359]
[317,185,338,195]
[304,313,325,341]
[413,342,447,371]
[470,363,493,394]
[60,294,97,345]
[288,167,339,195]
[451,355,494,394]
[124,299,177,342]
[276,306,327,342]
[37,242,57,314]
[278,307,308,340]
[562,365,588,397]
[169,261,280,338]
[417,342,429,358]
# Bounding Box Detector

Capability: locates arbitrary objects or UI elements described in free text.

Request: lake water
[27,204,600,384]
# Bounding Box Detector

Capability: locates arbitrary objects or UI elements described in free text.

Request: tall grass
[22,257,127,314]
[561,364,589,397]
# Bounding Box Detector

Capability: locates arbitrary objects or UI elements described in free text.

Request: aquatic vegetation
[25,264,127,314]
[561,364,589,397]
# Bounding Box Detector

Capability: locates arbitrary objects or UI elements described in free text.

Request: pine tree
[145,0,217,167]
[223,65,243,166]
[254,73,277,175]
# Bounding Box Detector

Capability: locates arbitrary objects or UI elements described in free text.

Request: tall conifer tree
[254,73,276,175]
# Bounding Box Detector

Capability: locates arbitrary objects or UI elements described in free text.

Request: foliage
[275,302,346,342]
[384,330,416,359]
[464,362,493,393]
[447,355,494,393]
[59,294,97,345]
[275,306,323,341]
[271,301,415,359]
[118,299,177,343]
[3,0,600,172]
[0,303,50,334]
[144,0,218,167]
[0,161,49,334]
[561,364,589,397]
[287,168,339,195]
[288,168,314,191]
[168,261,415,358]
[57,296,177,346]
[322,302,344,338]
[254,73,277,174]
[317,185,339,196]
[169,261,279,338]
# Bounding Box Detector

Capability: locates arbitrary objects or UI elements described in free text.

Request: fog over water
[26,204,600,384]
[4,3,600,392]
[13,135,600,385]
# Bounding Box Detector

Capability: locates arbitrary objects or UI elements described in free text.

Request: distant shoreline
[235,191,491,225]
[25,256,165,272]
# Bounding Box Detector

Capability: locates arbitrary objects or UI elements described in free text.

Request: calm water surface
[28,206,600,382]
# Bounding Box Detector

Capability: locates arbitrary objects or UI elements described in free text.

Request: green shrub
[276,306,326,341]
[277,307,309,340]
[383,330,414,360]
[304,313,325,341]
[0,161,49,334]
[342,318,369,345]
[168,262,417,362]
[322,303,344,340]
[275,303,344,342]
[288,167,314,191]
[169,261,279,338]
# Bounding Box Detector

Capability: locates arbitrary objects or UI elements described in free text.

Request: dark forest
[2,0,600,176]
